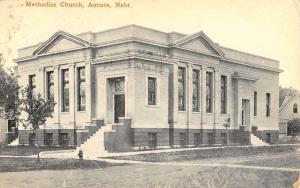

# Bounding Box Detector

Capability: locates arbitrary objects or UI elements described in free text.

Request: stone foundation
[131,128,251,149]
[252,129,279,144]
[19,129,76,147]
[18,126,278,151]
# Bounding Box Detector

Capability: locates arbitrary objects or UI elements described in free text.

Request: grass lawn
[0,157,120,172]
[0,145,75,156]
[109,145,298,162]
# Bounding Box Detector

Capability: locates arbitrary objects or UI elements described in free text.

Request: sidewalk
[37,143,300,159]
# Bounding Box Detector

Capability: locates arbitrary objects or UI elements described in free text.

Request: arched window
[293,103,298,114]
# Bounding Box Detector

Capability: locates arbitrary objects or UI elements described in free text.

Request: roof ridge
[279,95,297,112]
[220,46,279,62]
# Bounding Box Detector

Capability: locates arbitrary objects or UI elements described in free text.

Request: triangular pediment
[33,31,91,55]
[46,38,84,54]
[173,31,224,56]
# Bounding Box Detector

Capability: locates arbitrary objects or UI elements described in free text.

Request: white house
[279,94,300,136]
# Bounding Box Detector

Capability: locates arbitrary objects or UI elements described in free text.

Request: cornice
[171,31,225,57]
[15,47,90,63]
[221,58,283,73]
[15,32,282,74]
[220,46,279,63]
[92,51,174,65]
[232,72,258,81]
[33,30,91,55]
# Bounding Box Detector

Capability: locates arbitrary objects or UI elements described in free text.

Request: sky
[0,0,300,90]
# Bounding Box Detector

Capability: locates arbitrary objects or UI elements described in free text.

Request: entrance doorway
[241,99,250,127]
[112,77,125,123]
[114,94,125,123]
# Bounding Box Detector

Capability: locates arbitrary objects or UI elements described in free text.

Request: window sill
[221,113,228,116]
[206,112,213,115]
[61,111,70,114]
[192,111,201,114]
[145,104,160,108]
[178,111,187,113]
[77,110,86,113]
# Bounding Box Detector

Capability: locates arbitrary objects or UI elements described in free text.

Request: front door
[113,77,125,123]
[241,99,250,126]
[114,94,125,123]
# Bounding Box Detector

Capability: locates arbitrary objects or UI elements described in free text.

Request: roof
[16,25,280,71]
[279,94,300,113]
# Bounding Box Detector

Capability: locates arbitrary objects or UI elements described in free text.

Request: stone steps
[251,133,269,146]
[75,124,113,158]
[8,137,19,146]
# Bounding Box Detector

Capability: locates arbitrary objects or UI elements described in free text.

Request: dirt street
[0,151,299,188]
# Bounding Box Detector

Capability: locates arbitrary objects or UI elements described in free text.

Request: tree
[20,87,55,161]
[0,53,20,120]
[223,115,231,145]
[279,86,298,107]
[287,118,300,141]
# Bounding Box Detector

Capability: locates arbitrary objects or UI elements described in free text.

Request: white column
[37,67,45,98]
[172,64,179,127]
[53,65,60,128]
[187,64,193,145]
[201,66,207,126]
[68,64,75,127]
[187,64,193,124]
[85,49,92,125]
[214,69,221,128]
[168,63,178,146]
[36,67,45,130]
[127,60,135,119]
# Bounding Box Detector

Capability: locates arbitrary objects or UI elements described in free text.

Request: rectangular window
[29,75,36,98]
[148,77,157,105]
[266,133,271,143]
[254,91,257,116]
[221,133,227,145]
[192,70,200,112]
[178,67,186,111]
[266,93,271,117]
[206,72,213,113]
[62,69,69,112]
[45,133,54,146]
[221,75,227,114]
[194,133,201,146]
[148,132,157,149]
[60,133,69,147]
[77,67,86,111]
[114,77,125,93]
[179,132,187,146]
[207,133,214,145]
[47,71,54,111]
[29,133,36,146]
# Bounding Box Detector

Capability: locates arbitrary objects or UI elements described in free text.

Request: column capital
[38,67,44,72]
[54,65,60,70]
[202,65,208,71]
[214,69,220,73]
[192,64,201,70]
[68,63,75,68]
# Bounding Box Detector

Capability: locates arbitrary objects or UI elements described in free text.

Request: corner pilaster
[85,50,92,125]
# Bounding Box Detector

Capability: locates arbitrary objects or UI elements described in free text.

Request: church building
[15,25,281,151]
